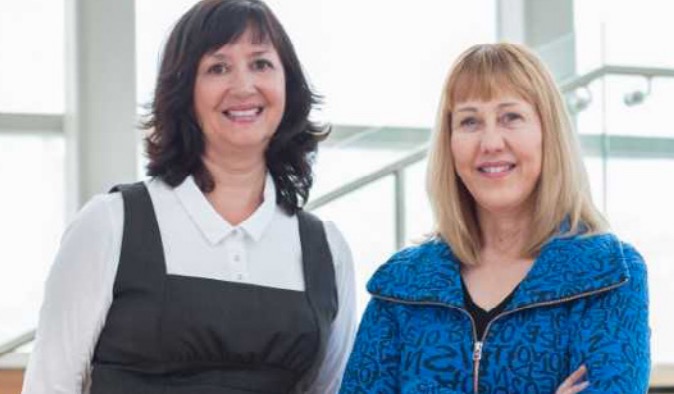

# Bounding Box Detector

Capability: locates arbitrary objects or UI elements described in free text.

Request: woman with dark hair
[22,1,356,393]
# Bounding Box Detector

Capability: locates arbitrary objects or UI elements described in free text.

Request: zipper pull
[473,341,483,361]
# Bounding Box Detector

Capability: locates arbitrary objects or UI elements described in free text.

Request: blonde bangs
[445,47,537,111]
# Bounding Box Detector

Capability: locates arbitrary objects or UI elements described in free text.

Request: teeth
[226,108,260,117]
[480,164,513,173]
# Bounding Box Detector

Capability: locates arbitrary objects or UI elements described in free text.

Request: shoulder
[56,192,124,270]
[322,220,351,267]
[293,210,352,270]
[144,176,172,196]
[66,192,123,238]
[617,240,648,288]
[543,231,632,277]
[47,192,124,293]
[366,239,459,300]
[299,213,354,278]
[618,240,646,268]
[557,232,647,293]
[387,238,451,263]
[569,232,646,273]
[372,240,449,277]
[372,239,454,275]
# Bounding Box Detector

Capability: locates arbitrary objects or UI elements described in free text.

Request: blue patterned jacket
[340,232,650,394]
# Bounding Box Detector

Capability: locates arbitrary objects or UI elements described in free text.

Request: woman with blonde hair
[340,43,649,393]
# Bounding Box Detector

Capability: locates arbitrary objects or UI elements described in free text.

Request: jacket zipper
[372,278,627,394]
[472,340,483,392]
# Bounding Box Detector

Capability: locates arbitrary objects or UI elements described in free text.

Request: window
[575,0,674,365]
[0,134,65,344]
[606,158,674,364]
[0,0,65,113]
[0,0,66,345]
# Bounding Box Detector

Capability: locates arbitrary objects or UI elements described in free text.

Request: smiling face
[450,95,543,217]
[193,27,286,160]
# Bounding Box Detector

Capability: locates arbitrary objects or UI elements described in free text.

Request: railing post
[394,169,406,250]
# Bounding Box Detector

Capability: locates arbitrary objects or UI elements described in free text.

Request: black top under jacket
[461,277,516,341]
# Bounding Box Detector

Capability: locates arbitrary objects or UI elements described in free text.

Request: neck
[477,205,534,265]
[202,151,268,226]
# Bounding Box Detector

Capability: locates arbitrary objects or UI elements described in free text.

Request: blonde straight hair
[427,43,607,265]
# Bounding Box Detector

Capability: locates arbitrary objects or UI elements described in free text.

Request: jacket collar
[367,231,630,310]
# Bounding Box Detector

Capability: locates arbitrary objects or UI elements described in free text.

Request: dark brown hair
[143,0,327,214]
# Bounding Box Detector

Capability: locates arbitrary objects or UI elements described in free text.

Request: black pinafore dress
[89,183,337,394]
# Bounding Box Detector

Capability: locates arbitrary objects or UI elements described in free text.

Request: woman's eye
[502,112,523,124]
[252,58,274,71]
[459,117,479,129]
[206,63,228,75]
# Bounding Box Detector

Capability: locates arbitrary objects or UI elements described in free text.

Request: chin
[475,195,534,216]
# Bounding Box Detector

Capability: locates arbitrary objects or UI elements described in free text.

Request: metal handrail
[306,145,429,211]
[0,330,35,358]
[0,113,63,134]
[306,144,429,248]
[1,64,674,362]
[560,65,674,92]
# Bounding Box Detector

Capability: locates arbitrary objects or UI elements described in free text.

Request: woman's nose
[230,68,256,96]
[480,122,506,153]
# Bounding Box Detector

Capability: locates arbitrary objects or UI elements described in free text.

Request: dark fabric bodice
[90,182,337,394]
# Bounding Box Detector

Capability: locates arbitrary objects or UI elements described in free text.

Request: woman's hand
[556,365,589,394]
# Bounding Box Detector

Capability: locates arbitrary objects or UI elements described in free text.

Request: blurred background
[1,0,673,391]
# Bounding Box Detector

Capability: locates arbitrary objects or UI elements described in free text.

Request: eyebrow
[455,107,477,113]
[455,102,522,113]
[250,49,272,57]
[498,102,521,109]
[208,47,273,60]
